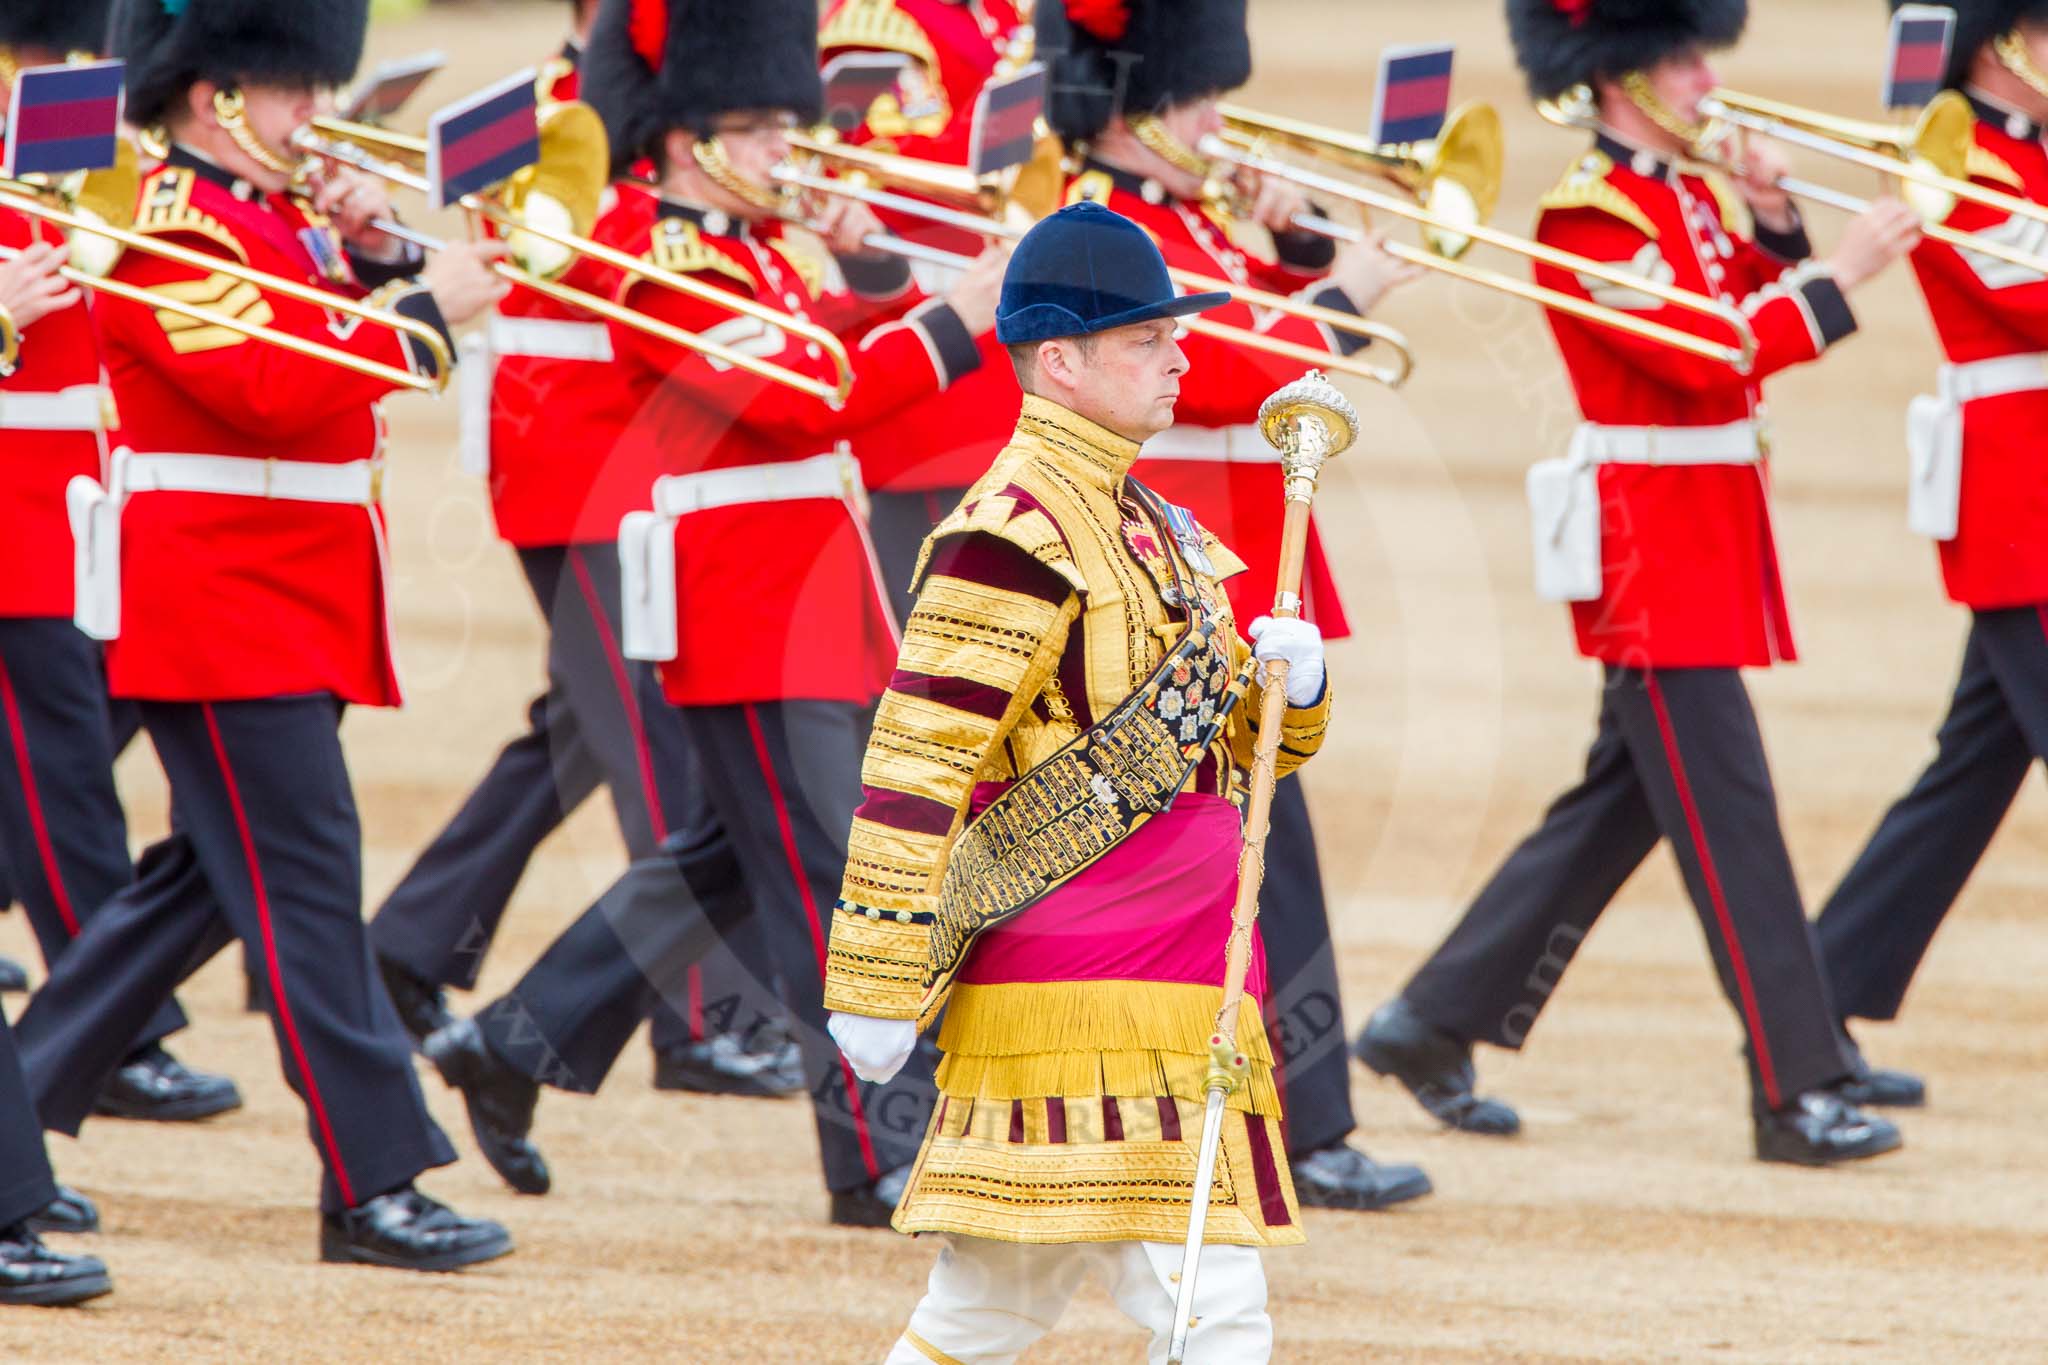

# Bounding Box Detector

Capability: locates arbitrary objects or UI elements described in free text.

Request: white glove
[1249,615,1326,708]
[827,1011,919,1084]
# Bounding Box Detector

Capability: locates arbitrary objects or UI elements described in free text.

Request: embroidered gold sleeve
[825,565,1080,1020]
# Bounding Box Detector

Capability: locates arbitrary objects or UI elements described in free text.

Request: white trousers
[883,1236,1271,1364]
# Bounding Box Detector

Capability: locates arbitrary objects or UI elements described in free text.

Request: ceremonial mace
[1166,371,1359,1363]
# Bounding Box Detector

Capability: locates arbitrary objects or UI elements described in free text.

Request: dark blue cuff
[1752,213,1812,265]
[1311,286,1372,356]
[910,300,982,388]
[1274,224,1337,271]
[390,287,454,379]
[838,251,914,300]
[1799,273,1856,350]
[348,239,428,290]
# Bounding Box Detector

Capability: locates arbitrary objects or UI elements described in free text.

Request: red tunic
[0,195,105,618]
[486,181,663,547]
[1532,135,1859,669]
[94,153,449,705]
[606,201,985,706]
[1079,168,1358,639]
[1906,101,2048,610]
[820,0,1027,495]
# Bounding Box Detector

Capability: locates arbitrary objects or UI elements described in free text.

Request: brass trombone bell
[1220,100,1504,259]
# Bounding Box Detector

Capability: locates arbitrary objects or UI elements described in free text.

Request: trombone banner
[3,60,125,179]
[1371,43,1453,146]
[427,68,541,210]
[1885,5,1955,111]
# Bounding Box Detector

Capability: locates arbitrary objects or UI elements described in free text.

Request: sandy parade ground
[5,0,2047,1359]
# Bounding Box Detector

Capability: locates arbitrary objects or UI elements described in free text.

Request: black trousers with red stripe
[477,700,937,1193]
[0,1021,58,1230]
[370,544,780,1048]
[16,697,455,1212]
[1817,605,2048,1022]
[0,618,185,1051]
[1400,666,1852,1110]
[1257,775,1358,1158]
[867,488,973,623]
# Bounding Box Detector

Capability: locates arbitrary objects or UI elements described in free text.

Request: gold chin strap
[1621,71,1709,146]
[1129,113,1211,179]
[1995,31,2048,102]
[1130,112,1245,216]
[212,89,297,176]
[690,137,786,212]
[0,47,18,87]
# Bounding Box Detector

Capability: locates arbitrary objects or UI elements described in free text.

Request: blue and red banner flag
[1371,43,1454,147]
[427,69,540,210]
[3,60,125,180]
[1884,5,1955,110]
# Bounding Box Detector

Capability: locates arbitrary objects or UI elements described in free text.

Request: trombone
[1204,111,1761,371]
[300,111,857,406]
[774,144,1417,388]
[0,178,455,392]
[1703,88,2015,223]
[1544,86,2048,278]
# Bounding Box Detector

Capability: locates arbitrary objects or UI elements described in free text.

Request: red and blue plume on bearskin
[1506,0,1746,100]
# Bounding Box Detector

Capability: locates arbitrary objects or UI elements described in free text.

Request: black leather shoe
[0,954,28,994]
[25,1186,99,1236]
[1353,1000,1521,1136]
[653,1029,805,1099]
[0,1224,111,1306]
[319,1186,513,1272]
[1754,1090,1903,1166]
[828,1164,911,1228]
[1291,1142,1433,1211]
[92,1046,242,1123]
[421,1019,550,1196]
[377,955,455,1050]
[1838,1032,1926,1109]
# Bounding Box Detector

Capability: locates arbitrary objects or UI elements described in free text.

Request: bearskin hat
[0,0,116,57]
[586,0,823,177]
[1902,0,2048,88]
[112,0,368,129]
[1507,0,1748,100]
[1036,0,1252,144]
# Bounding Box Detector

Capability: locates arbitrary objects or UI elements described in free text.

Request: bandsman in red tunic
[818,0,1030,613]
[365,0,802,1105]
[1037,0,1434,1210]
[419,0,1010,1227]
[1357,0,1924,1165]
[11,0,515,1271]
[0,0,242,1143]
[0,142,115,1312]
[1816,0,2048,1103]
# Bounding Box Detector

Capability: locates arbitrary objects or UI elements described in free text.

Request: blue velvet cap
[995,202,1231,346]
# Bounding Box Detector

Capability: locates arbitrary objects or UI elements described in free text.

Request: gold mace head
[1258,370,1358,501]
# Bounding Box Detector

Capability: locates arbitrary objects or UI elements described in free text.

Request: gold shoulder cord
[1996,31,2048,101]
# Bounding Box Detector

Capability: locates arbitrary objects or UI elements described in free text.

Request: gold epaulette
[1968,144,2027,191]
[820,0,939,72]
[914,487,1088,594]
[1538,151,1660,241]
[133,168,249,264]
[638,217,753,292]
[1701,172,1755,242]
[1066,169,1114,207]
[769,234,830,297]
